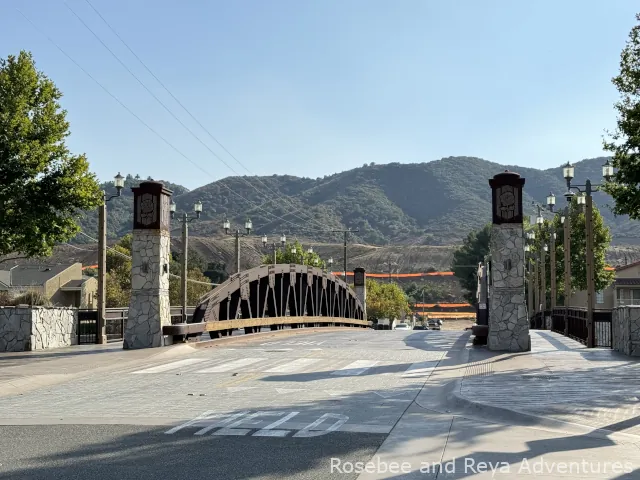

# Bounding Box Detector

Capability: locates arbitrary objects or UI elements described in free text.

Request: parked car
[427,319,443,330]
[394,323,411,330]
[412,325,427,330]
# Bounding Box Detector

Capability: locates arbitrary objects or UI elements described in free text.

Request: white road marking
[164,410,391,436]
[331,360,378,376]
[402,361,439,378]
[194,411,249,436]
[213,411,285,436]
[293,413,349,437]
[195,357,266,373]
[164,410,217,434]
[131,358,207,374]
[253,412,300,437]
[265,358,321,373]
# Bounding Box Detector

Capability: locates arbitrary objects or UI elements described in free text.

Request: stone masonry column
[353,267,366,320]
[123,181,173,349]
[487,171,530,352]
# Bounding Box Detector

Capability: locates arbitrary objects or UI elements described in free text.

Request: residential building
[0,263,97,308]
[569,262,640,309]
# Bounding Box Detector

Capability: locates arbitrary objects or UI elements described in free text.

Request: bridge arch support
[192,264,364,325]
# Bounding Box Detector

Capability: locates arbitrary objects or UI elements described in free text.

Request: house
[0,263,97,308]
[569,262,640,309]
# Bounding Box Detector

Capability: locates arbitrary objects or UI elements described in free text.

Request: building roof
[3,264,76,287]
[615,278,640,286]
[615,260,640,272]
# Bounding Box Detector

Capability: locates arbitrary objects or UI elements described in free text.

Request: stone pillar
[353,267,366,320]
[487,171,530,352]
[123,181,173,349]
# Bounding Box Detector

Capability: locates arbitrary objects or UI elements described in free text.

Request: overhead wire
[65,0,330,232]
[76,231,218,286]
[16,8,326,236]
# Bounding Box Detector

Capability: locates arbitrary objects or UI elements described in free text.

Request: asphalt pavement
[0,329,464,480]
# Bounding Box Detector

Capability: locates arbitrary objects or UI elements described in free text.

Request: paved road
[0,329,465,480]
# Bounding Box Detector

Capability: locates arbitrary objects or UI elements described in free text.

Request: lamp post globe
[114,172,125,194]
[280,233,286,246]
[602,159,614,181]
[261,235,268,247]
[223,218,230,235]
[562,162,575,183]
[245,219,252,234]
[194,201,203,218]
[169,201,177,219]
[546,192,556,211]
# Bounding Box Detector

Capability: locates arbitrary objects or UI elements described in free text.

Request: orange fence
[333,271,454,277]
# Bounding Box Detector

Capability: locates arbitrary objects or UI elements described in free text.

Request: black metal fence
[550,306,612,348]
[529,311,548,330]
[76,306,196,344]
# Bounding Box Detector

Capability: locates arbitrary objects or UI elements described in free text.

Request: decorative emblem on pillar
[354,268,365,287]
[488,170,525,225]
[131,181,173,231]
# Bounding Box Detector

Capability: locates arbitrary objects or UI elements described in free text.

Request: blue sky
[1,0,638,189]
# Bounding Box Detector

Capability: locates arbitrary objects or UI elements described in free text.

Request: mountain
[75,157,640,246]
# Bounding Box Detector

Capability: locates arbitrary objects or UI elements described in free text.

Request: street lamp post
[524,244,533,317]
[262,234,286,264]
[97,172,125,344]
[526,230,538,317]
[562,160,614,348]
[536,207,545,315]
[223,218,253,274]
[171,200,202,323]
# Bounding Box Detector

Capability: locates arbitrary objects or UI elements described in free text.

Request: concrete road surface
[2,329,640,479]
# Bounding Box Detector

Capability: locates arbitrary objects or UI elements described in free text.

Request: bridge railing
[550,306,613,348]
[162,316,369,340]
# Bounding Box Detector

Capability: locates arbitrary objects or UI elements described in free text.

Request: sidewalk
[358,331,640,479]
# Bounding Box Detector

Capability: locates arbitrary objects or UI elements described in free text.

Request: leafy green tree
[169,267,211,305]
[366,278,411,321]
[0,51,102,262]
[451,224,491,304]
[603,14,640,217]
[105,235,133,307]
[261,240,326,268]
[531,197,615,301]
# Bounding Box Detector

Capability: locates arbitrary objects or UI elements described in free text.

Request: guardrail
[550,306,612,348]
[163,316,369,340]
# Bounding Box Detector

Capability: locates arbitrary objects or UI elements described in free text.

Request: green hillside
[75,156,639,246]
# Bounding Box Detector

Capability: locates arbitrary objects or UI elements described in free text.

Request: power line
[66,0,329,231]
[76,231,217,287]
[16,8,325,235]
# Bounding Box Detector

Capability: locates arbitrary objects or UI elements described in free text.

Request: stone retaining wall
[612,306,640,356]
[0,307,78,352]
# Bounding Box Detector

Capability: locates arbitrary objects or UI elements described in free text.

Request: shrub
[11,290,52,307]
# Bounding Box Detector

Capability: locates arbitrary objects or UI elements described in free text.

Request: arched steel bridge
[167,264,367,340]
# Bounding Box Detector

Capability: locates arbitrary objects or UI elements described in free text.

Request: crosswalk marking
[131,358,207,374]
[265,358,320,373]
[331,360,378,376]
[195,357,266,373]
[402,361,439,378]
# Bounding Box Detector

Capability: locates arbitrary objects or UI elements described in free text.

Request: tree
[602,14,640,217]
[261,240,326,268]
[0,51,102,261]
[105,235,133,307]
[533,197,615,301]
[451,224,491,304]
[169,267,211,305]
[366,278,411,321]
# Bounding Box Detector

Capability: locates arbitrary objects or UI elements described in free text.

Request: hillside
[7,237,640,276]
[75,156,640,246]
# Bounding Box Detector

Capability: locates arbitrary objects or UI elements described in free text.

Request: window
[596,290,604,304]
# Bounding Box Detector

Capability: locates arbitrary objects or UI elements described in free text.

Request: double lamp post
[525,159,614,347]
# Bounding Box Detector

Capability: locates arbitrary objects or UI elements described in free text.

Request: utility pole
[235,230,241,274]
[329,228,359,279]
[96,173,124,345]
[171,200,203,323]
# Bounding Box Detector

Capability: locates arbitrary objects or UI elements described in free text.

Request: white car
[394,323,411,330]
